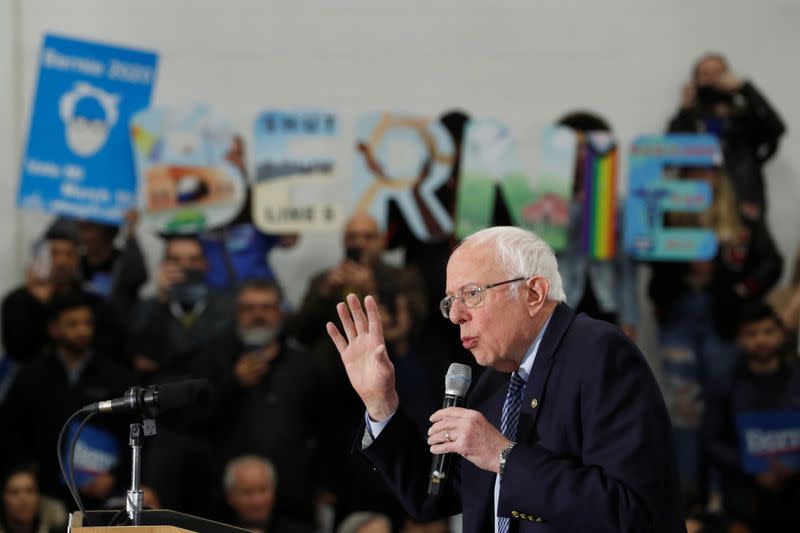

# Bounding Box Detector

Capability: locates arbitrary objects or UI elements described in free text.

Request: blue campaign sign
[61,420,120,488]
[623,134,720,261]
[18,34,158,225]
[736,410,800,475]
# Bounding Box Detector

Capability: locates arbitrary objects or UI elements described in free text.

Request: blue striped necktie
[497,372,526,533]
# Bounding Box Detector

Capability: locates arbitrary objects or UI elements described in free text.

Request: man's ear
[526,276,549,317]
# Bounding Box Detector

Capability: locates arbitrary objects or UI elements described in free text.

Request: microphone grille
[444,363,472,398]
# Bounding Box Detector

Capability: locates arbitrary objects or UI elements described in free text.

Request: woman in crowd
[0,466,66,533]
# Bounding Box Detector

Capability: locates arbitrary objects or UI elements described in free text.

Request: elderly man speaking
[327,226,685,533]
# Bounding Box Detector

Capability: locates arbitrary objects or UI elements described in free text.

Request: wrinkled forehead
[446,242,505,291]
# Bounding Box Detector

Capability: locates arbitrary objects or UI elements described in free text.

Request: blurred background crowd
[1,3,800,532]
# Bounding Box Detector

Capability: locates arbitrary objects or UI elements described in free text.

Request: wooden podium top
[68,511,247,533]
[70,512,195,533]
[73,527,195,533]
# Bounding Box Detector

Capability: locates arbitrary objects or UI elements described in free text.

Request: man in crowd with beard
[0,293,133,509]
[203,280,321,528]
[704,302,800,531]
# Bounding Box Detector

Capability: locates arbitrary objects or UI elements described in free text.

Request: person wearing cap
[327,226,685,532]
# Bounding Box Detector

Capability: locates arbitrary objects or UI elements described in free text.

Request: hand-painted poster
[456,122,574,250]
[251,110,341,233]
[624,134,721,261]
[353,112,455,242]
[130,104,246,234]
[18,34,158,225]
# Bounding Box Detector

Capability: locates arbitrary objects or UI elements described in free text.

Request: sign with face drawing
[130,104,247,234]
[17,34,158,224]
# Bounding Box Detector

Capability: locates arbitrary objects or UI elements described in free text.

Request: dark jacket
[649,208,783,339]
[284,261,428,522]
[80,233,148,327]
[704,356,800,526]
[360,304,686,532]
[667,81,786,218]
[0,351,134,508]
[127,291,234,386]
[201,333,322,525]
[1,285,124,365]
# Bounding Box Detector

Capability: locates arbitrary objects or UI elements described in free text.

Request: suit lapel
[519,303,575,437]
[459,304,576,530]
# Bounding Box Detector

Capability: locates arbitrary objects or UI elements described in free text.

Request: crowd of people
[0,52,797,533]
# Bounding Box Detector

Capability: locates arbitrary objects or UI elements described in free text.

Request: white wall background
[2,0,799,375]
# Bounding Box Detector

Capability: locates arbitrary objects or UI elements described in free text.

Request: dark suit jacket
[359,303,686,532]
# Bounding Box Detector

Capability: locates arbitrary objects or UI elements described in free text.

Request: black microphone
[428,363,472,495]
[81,379,210,417]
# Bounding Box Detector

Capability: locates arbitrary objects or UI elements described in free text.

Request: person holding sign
[1,293,133,510]
[704,302,800,532]
[553,111,638,340]
[668,52,786,221]
[648,164,783,494]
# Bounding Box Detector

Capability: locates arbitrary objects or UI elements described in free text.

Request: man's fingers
[326,322,349,355]
[430,443,456,455]
[430,407,469,423]
[347,293,369,335]
[364,295,384,339]
[336,301,357,342]
[427,419,451,436]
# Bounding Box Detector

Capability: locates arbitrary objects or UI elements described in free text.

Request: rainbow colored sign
[579,132,618,260]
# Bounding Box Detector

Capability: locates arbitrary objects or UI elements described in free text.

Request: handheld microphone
[81,379,210,417]
[428,363,472,495]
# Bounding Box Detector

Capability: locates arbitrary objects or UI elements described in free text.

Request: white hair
[222,455,277,492]
[458,226,566,302]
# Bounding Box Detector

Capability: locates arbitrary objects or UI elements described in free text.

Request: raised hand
[326,294,399,421]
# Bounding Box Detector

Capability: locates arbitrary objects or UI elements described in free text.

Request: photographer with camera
[668,52,786,221]
[126,235,233,515]
[128,235,233,382]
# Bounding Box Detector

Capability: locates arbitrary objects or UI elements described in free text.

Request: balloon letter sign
[353,113,455,242]
[624,134,721,261]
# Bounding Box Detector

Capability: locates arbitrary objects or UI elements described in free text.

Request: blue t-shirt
[200,224,280,289]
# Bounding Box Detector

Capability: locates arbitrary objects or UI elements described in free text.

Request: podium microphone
[81,379,210,417]
[428,363,472,495]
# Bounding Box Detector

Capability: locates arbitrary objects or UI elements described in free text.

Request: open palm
[327,294,398,420]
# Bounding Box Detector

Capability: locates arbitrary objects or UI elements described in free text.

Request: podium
[69,510,251,533]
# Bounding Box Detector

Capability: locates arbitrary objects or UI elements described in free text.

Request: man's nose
[448,299,470,324]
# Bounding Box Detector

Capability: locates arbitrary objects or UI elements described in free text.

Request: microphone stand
[127,418,156,526]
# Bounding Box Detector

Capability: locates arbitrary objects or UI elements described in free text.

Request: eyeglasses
[439,277,526,318]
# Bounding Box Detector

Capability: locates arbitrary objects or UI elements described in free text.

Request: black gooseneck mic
[428,363,472,495]
[80,379,210,417]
